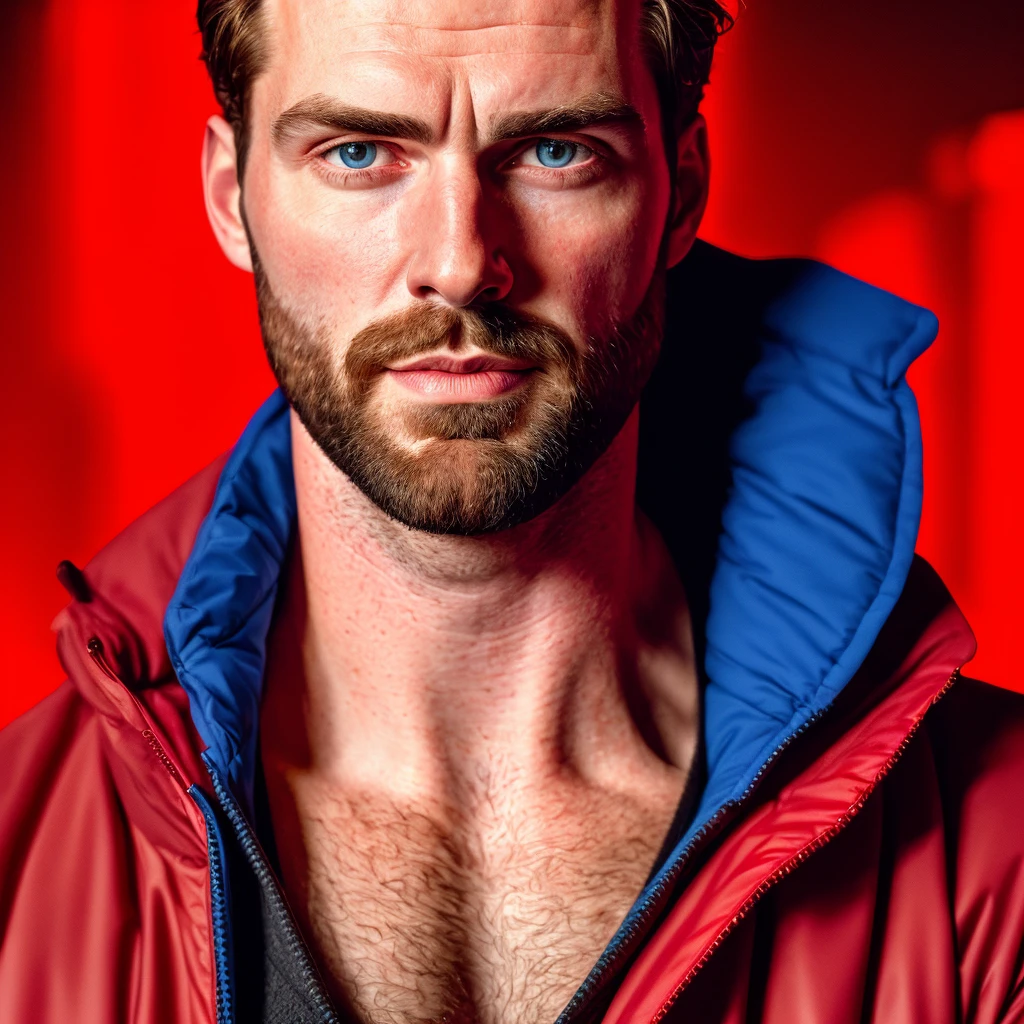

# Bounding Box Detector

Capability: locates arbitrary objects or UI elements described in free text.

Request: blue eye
[335,141,378,169]
[535,139,577,168]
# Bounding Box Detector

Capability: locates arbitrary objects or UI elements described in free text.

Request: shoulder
[0,682,121,984]
[923,675,1024,1021]
[0,680,108,835]
[923,673,1024,871]
[926,674,1024,799]
[0,681,124,905]
[0,678,215,1022]
[0,446,237,874]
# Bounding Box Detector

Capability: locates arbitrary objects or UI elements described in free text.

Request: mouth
[385,353,537,402]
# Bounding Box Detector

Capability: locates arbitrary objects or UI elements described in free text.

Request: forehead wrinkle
[372,0,608,30]
[265,0,630,47]
[327,23,597,57]
[260,0,645,139]
[266,0,609,57]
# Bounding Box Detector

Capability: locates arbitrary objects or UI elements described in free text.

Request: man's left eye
[323,142,391,169]
[522,139,591,169]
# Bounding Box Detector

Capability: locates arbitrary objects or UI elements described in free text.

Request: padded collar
[165,242,939,843]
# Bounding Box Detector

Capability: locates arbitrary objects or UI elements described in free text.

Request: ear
[202,115,253,273]
[664,114,710,269]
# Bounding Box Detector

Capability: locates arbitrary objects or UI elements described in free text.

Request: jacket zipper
[557,667,961,1024]
[88,636,232,1022]
[88,636,332,1022]
[555,698,833,1023]
[204,760,339,1024]
[86,633,961,1024]
[190,786,236,1024]
[647,667,962,1023]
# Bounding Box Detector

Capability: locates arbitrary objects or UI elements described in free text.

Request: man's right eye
[323,141,385,169]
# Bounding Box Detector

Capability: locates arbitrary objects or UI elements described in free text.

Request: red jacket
[2,454,1023,1023]
[2,247,1023,1022]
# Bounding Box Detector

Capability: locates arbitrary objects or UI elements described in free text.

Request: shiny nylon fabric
[602,624,1024,1024]
[6,502,1019,1024]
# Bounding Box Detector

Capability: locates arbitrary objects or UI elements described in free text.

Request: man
[1,0,1023,1021]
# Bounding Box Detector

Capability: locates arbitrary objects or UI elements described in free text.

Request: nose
[404,160,514,307]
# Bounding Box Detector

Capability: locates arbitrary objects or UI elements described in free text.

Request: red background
[2,0,1023,728]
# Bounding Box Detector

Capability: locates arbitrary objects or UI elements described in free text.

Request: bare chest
[276,784,676,1024]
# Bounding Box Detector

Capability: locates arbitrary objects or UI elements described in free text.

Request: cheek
[513,176,669,329]
[245,162,407,324]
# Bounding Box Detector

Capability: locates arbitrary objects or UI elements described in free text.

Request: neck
[263,407,697,808]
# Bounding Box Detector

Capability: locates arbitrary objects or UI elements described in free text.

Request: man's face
[227,0,694,533]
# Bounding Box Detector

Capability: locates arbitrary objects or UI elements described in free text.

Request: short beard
[253,260,665,535]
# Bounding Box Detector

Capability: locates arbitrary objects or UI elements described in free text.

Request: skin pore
[201,0,709,1020]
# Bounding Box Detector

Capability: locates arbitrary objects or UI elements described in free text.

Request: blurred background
[1,0,1022,727]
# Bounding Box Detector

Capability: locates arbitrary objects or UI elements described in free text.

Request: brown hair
[198,0,733,173]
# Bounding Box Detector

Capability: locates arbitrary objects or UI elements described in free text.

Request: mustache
[343,302,581,397]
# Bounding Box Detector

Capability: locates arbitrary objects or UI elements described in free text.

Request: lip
[385,351,537,402]
[386,367,534,401]
[387,353,536,374]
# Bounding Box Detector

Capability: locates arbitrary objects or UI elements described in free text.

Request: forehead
[260,0,646,115]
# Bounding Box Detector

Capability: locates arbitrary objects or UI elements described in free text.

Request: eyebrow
[270,92,645,150]
[272,95,435,148]
[487,95,645,143]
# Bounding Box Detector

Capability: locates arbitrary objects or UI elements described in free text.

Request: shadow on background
[0,1,96,715]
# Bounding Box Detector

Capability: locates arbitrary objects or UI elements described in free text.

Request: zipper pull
[57,559,92,603]
[86,635,121,683]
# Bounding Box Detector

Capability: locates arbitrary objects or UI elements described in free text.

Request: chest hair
[282,779,675,1024]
